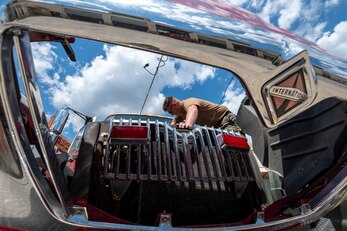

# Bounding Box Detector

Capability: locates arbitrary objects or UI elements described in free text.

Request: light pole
[140,55,167,114]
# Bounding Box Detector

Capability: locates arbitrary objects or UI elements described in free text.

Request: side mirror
[49,109,69,135]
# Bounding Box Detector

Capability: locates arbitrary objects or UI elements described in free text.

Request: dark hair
[162,96,173,112]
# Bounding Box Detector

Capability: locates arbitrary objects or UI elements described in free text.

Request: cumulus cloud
[277,0,302,30]
[39,44,220,132]
[227,0,249,5]
[103,0,155,5]
[295,21,327,43]
[31,42,59,85]
[230,0,340,43]
[55,0,113,11]
[224,0,346,67]
[222,81,246,114]
[242,0,303,30]
[316,21,347,59]
[324,0,339,7]
[31,34,260,136]
[29,0,346,137]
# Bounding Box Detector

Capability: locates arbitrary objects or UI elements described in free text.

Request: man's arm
[178,105,198,128]
[171,116,178,125]
[171,115,182,125]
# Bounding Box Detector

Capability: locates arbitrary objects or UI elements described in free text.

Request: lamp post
[140,55,167,114]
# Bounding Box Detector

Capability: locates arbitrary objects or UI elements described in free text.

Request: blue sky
[28,0,346,140]
[32,41,244,139]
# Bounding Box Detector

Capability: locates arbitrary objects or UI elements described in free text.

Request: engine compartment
[67,117,265,226]
[106,180,261,226]
[63,97,347,227]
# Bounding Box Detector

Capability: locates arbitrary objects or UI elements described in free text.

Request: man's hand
[170,104,198,129]
[177,122,192,129]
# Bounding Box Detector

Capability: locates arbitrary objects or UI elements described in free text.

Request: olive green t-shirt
[174,98,229,127]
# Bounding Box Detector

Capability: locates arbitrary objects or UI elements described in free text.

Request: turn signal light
[110,126,148,144]
[218,134,250,151]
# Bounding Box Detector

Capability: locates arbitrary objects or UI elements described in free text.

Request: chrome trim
[0,29,69,225]
[0,0,345,229]
[0,17,315,129]
[13,32,70,216]
[107,116,253,183]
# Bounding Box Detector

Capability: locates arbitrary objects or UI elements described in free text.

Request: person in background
[162,96,241,131]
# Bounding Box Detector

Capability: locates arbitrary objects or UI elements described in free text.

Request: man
[162,96,240,131]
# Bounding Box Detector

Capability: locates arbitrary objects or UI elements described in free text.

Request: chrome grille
[105,117,254,182]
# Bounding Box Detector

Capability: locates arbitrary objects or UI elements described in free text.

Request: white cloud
[317,21,347,59]
[301,0,320,21]
[196,65,215,82]
[27,0,347,140]
[53,0,113,11]
[281,40,304,58]
[222,81,246,114]
[223,0,346,65]
[45,45,216,130]
[102,0,155,5]
[226,0,249,5]
[295,21,327,42]
[325,0,339,7]
[229,1,337,44]
[254,0,303,30]
[277,0,302,30]
[31,43,58,85]
[231,0,324,33]
[31,40,255,134]
[221,0,265,9]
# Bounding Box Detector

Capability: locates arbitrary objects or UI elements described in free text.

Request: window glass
[29,33,246,142]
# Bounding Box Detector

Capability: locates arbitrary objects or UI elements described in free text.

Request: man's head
[162,96,173,113]
[163,96,181,115]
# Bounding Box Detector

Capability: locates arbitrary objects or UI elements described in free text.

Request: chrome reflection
[2,0,343,80]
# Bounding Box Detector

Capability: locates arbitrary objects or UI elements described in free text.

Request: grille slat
[164,122,173,180]
[212,129,229,181]
[225,152,237,181]
[233,152,243,180]
[126,144,131,177]
[115,145,121,178]
[173,128,183,181]
[107,117,253,183]
[196,128,212,181]
[155,120,163,180]
[137,144,141,178]
[203,127,221,181]
[146,119,151,180]
[182,133,194,181]
[191,132,202,181]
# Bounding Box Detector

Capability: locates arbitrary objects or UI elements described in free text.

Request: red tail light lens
[218,134,250,151]
[0,226,26,231]
[110,126,148,144]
